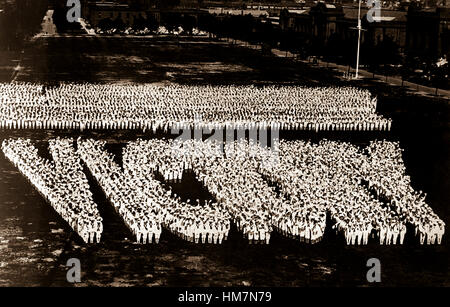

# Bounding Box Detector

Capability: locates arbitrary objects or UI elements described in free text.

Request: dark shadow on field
[16,37,339,86]
[155,170,216,206]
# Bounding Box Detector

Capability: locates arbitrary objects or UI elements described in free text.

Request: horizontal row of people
[0,82,391,132]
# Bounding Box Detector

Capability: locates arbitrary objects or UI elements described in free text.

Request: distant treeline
[196,13,448,89]
[0,0,49,50]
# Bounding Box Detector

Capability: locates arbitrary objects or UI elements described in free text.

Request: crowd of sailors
[78,138,231,244]
[2,138,103,243]
[0,83,391,132]
[1,137,444,245]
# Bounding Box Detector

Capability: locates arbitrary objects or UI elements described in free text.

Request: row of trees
[196,13,403,64]
[196,12,448,89]
[96,13,198,34]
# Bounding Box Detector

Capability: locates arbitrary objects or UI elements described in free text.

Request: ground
[0,36,448,286]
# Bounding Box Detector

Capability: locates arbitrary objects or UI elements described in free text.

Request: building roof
[207,8,268,17]
[372,16,397,22]
[287,9,309,15]
[91,1,128,8]
[343,7,407,22]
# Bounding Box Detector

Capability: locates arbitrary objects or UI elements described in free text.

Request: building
[345,6,407,52]
[82,0,210,29]
[83,1,155,27]
[280,3,407,52]
[405,5,450,58]
[280,8,311,32]
[309,3,344,46]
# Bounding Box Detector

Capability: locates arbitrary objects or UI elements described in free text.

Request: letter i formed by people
[66,258,81,283]
[366,258,381,283]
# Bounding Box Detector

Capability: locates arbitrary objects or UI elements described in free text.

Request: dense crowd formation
[2,138,103,243]
[1,137,444,245]
[183,139,277,243]
[261,140,403,245]
[0,83,391,132]
[364,141,445,244]
[78,138,231,244]
[125,138,444,245]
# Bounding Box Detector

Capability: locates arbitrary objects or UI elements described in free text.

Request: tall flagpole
[355,0,362,79]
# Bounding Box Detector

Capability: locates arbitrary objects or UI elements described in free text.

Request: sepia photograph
[0,0,448,296]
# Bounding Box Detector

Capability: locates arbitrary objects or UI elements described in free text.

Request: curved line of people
[124,139,231,244]
[129,138,444,245]
[135,138,328,244]
[0,82,391,132]
[2,138,103,243]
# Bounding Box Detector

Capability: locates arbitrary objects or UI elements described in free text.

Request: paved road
[220,37,450,100]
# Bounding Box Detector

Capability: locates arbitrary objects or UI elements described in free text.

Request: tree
[98,18,114,31]
[157,0,180,9]
[375,36,401,75]
[180,15,196,34]
[431,58,449,93]
[112,16,126,31]
[144,13,159,32]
